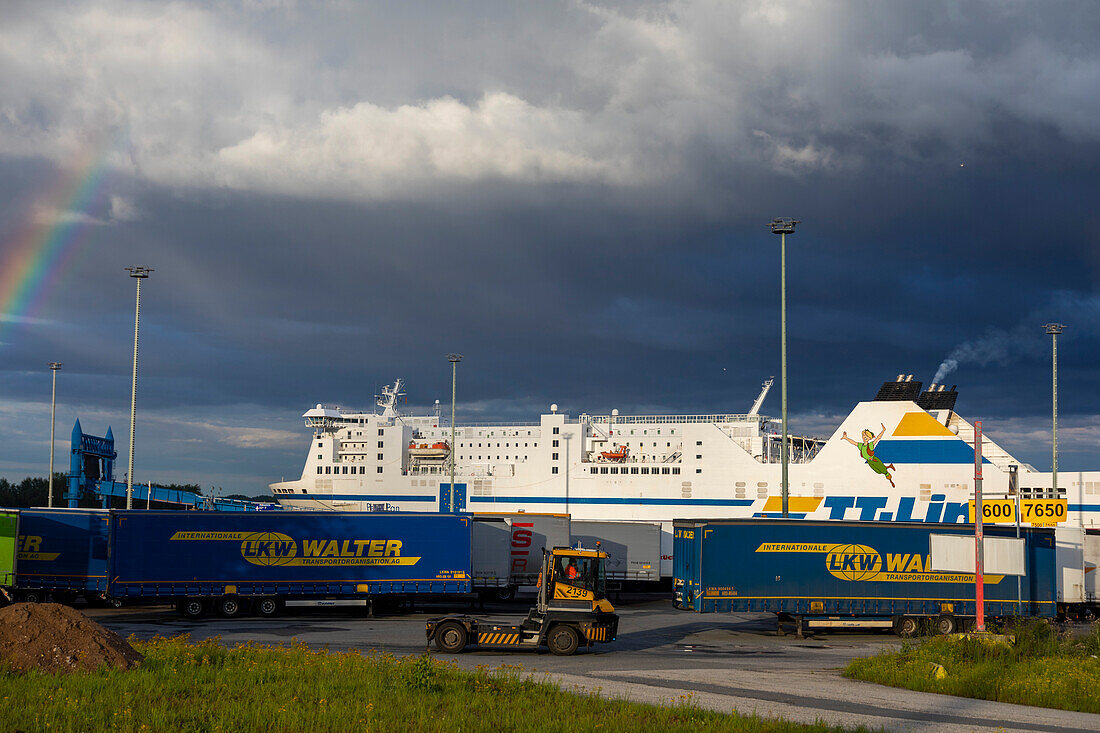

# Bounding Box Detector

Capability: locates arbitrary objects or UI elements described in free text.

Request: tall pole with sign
[974,420,985,632]
[1044,323,1064,499]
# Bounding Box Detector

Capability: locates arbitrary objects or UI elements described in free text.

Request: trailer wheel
[105,597,123,609]
[548,625,580,656]
[894,616,920,638]
[178,598,206,619]
[255,597,281,618]
[217,596,243,618]
[495,586,517,602]
[20,591,43,604]
[434,620,468,653]
[934,616,957,636]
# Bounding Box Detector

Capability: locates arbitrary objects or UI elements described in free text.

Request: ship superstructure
[271,376,1100,576]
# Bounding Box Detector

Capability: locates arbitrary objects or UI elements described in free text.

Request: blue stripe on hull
[285,494,436,502]
[874,439,992,465]
[469,496,755,506]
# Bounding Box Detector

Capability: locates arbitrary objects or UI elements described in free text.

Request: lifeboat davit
[408,441,450,459]
[600,445,629,462]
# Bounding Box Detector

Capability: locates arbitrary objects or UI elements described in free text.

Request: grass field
[0,635,872,732]
[845,621,1100,713]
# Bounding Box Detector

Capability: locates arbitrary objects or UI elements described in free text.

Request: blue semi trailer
[674,519,1057,636]
[110,511,473,617]
[12,509,113,604]
[3,509,473,617]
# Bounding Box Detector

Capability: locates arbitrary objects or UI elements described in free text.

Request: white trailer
[571,520,662,587]
[472,512,570,599]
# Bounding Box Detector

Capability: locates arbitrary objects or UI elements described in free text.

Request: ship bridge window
[600,467,608,474]
[631,467,639,474]
[552,440,559,447]
[552,453,559,460]
[672,468,680,474]
[552,467,558,474]
[662,467,671,474]
[359,466,365,474]
[610,467,618,474]
[378,429,384,436]
[325,466,331,474]
[553,427,559,435]
[377,441,384,448]
[378,453,383,460]
[317,467,322,474]
[590,467,597,474]
[377,467,383,473]
[641,467,650,474]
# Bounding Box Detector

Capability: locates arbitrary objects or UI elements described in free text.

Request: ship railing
[585,413,768,425]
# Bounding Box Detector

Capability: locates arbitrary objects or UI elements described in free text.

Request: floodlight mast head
[769,218,799,235]
[1044,323,1065,335]
[125,265,153,279]
[447,353,462,363]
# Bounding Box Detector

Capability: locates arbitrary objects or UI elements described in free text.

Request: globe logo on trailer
[826,544,882,581]
[240,532,297,566]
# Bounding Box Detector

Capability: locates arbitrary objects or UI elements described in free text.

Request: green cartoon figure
[842,423,896,488]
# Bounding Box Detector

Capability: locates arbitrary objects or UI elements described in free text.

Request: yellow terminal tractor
[426,544,619,656]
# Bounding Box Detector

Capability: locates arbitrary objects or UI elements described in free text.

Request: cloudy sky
[1,0,1097,495]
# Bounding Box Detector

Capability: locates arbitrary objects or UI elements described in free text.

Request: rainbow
[0,140,116,343]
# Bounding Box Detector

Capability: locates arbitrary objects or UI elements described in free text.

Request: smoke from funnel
[932,326,1041,383]
[931,291,1099,383]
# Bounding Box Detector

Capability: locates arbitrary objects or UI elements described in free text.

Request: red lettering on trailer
[511,522,534,572]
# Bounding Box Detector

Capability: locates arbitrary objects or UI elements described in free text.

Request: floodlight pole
[1045,324,1064,498]
[125,266,153,510]
[769,218,799,517]
[48,362,63,508]
[447,354,462,513]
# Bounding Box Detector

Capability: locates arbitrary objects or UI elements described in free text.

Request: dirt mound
[0,603,143,674]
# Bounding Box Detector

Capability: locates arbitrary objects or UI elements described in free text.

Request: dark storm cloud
[0,1,1097,492]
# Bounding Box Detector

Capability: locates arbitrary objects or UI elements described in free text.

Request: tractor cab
[538,546,616,615]
[426,543,619,656]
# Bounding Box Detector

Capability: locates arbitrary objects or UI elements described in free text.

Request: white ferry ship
[271,376,1100,577]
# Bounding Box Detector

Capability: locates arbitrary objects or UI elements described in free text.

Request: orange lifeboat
[408,441,450,459]
[600,445,629,462]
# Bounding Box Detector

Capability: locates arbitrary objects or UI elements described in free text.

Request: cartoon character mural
[842,423,896,487]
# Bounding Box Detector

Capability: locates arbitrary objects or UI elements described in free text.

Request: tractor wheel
[434,620,468,653]
[894,616,920,638]
[255,597,281,618]
[934,615,957,636]
[548,625,581,656]
[178,598,206,619]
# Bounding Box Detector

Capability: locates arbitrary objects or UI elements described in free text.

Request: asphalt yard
[87,595,1100,733]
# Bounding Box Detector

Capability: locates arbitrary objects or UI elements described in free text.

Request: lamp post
[1045,323,1065,498]
[48,362,62,507]
[447,353,462,513]
[124,266,153,509]
[769,217,799,517]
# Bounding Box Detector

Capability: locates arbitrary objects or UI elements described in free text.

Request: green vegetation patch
[845,621,1100,713]
[0,635,870,732]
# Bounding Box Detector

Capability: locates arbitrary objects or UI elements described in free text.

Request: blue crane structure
[66,420,278,511]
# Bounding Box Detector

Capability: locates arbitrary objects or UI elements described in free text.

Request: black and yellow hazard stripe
[478,632,521,645]
[585,627,608,642]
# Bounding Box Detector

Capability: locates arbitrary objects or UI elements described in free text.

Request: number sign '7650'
[968,498,1067,527]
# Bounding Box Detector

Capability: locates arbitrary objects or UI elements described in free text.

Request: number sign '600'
[968,499,1067,527]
